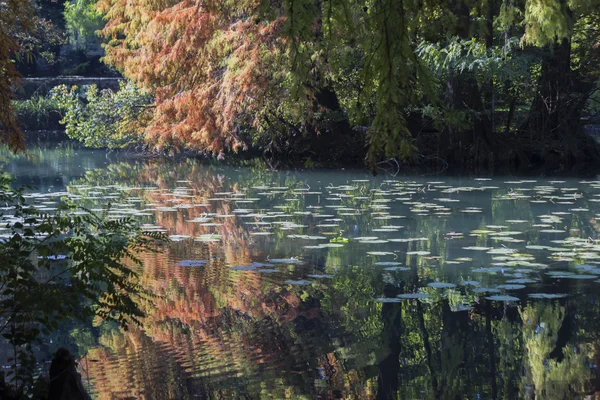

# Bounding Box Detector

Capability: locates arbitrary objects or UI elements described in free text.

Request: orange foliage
[0,0,32,151]
[97,0,288,154]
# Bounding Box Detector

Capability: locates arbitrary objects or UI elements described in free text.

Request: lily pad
[177,260,209,267]
[427,282,456,289]
[397,293,431,299]
[486,295,520,301]
[528,293,568,299]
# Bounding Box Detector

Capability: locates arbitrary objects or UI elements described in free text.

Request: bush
[0,175,165,396]
[13,96,64,130]
[52,82,153,149]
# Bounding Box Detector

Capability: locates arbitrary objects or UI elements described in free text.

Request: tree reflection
[54,162,600,399]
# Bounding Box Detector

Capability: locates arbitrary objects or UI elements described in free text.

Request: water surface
[3,145,600,399]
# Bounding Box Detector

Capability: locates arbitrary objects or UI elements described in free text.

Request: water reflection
[4,147,600,399]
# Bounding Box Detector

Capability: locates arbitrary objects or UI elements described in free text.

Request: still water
[4,144,600,399]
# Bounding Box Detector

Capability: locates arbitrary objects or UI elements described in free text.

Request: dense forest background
[3,0,600,173]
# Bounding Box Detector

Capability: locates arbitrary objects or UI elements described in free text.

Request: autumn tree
[0,0,33,151]
[95,0,432,166]
[87,0,600,171]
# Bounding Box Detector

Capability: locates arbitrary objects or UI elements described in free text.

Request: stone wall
[17,77,123,99]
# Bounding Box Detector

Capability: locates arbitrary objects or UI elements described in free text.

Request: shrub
[13,96,64,130]
[52,82,153,149]
[0,175,165,396]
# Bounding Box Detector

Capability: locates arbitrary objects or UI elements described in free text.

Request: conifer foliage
[0,0,32,152]
[95,0,600,168]
[4,0,600,169]
[96,0,432,164]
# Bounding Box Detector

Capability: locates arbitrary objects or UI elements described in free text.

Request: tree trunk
[519,39,600,171]
[439,72,498,171]
[376,284,402,400]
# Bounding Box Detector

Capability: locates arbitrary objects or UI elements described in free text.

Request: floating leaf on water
[388,237,429,242]
[157,207,178,212]
[384,267,411,271]
[169,235,191,241]
[375,261,403,266]
[307,274,334,279]
[546,271,574,277]
[251,262,275,267]
[397,293,431,299]
[230,265,257,271]
[452,305,473,312]
[487,248,517,255]
[496,284,526,290]
[489,231,523,236]
[268,258,302,264]
[486,295,520,301]
[376,298,402,303]
[354,236,379,241]
[575,265,600,274]
[256,269,280,273]
[407,251,431,256]
[460,281,480,286]
[473,288,501,294]
[472,267,505,273]
[304,243,344,249]
[528,293,568,299]
[526,245,550,250]
[195,234,222,242]
[177,260,209,267]
[288,234,327,240]
[427,282,456,289]
[359,239,389,244]
[463,246,491,251]
[368,251,395,256]
[284,279,312,285]
[506,278,538,284]
[471,230,495,235]
[493,237,524,243]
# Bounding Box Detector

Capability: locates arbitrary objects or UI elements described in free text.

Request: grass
[12,95,64,129]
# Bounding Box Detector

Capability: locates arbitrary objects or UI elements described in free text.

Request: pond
[3,144,600,399]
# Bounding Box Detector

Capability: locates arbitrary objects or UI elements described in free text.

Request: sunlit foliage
[52,82,153,149]
[65,0,106,50]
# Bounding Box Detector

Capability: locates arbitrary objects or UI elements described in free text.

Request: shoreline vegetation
[0,174,166,397]
[2,0,600,176]
[3,0,600,395]
[10,79,600,175]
